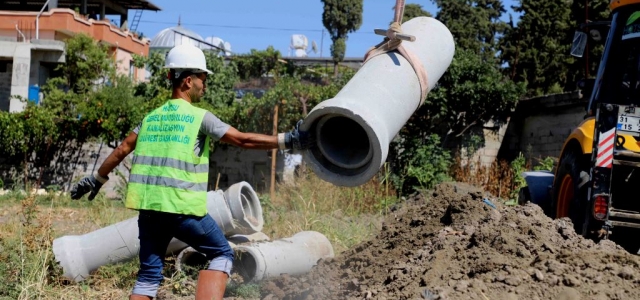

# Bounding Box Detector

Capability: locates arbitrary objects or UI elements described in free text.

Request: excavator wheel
[551,149,597,238]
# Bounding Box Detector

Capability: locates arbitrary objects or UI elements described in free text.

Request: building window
[129,60,134,80]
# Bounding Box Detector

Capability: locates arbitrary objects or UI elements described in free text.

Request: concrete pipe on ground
[233,231,335,282]
[175,232,270,273]
[223,181,264,235]
[300,17,455,187]
[52,182,264,282]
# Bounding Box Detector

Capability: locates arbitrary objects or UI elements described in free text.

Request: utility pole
[270,104,279,201]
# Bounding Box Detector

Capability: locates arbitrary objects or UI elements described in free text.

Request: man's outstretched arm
[220,127,280,150]
[220,121,313,151]
[70,131,138,200]
[97,131,138,177]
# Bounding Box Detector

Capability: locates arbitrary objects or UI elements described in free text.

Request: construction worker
[69,43,313,300]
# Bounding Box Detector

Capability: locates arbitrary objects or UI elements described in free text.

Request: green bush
[392,134,452,195]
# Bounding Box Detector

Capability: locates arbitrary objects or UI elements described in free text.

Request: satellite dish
[310,40,318,54]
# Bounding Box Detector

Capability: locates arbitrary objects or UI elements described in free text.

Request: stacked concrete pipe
[300,17,455,186]
[52,181,264,282]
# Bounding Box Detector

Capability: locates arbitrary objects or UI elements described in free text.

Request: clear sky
[134,0,520,58]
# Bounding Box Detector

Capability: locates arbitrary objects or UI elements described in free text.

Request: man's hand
[70,175,107,200]
[282,120,315,150]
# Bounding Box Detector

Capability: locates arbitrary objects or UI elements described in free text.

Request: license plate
[617,115,640,133]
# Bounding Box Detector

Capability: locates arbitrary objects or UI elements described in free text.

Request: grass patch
[0,170,399,298]
[0,192,138,300]
[260,172,396,253]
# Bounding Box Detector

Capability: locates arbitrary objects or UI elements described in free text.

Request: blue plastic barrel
[522,171,555,206]
[28,85,40,105]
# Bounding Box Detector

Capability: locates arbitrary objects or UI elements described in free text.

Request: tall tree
[401,3,432,20]
[321,0,363,76]
[433,0,508,58]
[58,34,114,93]
[415,49,525,137]
[389,49,525,195]
[499,0,573,96]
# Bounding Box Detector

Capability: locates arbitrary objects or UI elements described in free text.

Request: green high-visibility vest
[125,99,211,216]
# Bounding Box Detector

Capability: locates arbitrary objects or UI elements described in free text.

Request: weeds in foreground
[0,195,56,300]
[452,151,556,200]
[0,171,397,299]
[0,192,138,300]
[260,172,394,253]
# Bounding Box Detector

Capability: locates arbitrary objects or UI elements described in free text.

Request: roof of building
[0,0,161,14]
[150,25,210,50]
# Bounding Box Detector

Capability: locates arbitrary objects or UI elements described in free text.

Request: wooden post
[270,105,279,201]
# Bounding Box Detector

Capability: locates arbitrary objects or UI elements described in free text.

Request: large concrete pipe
[52,182,264,282]
[52,216,140,282]
[300,17,455,186]
[233,231,335,282]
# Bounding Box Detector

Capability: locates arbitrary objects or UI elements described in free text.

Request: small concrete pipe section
[300,17,455,186]
[52,182,264,282]
[233,231,335,282]
[224,181,264,235]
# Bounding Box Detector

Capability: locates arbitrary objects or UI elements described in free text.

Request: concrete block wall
[519,106,586,159]
[443,117,511,170]
[0,140,130,198]
[0,137,294,199]
[468,120,510,167]
[208,146,286,193]
[66,142,288,198]
[498,91,589,167]
[68,141,132,199]
[453,92,589,169]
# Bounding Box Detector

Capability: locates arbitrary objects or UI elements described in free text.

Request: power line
[140,20,322,32]
[138,20,377,35]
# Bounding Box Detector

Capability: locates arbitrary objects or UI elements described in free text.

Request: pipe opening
[233,250,257,282]
[240,186,262,227]
[310,115,373,175]
[177,249,209,275]
[182,251,208,267]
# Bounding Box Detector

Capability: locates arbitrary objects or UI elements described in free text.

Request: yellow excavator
[523,0,640,254]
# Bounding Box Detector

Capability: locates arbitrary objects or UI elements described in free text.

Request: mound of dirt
[261,182,640,300]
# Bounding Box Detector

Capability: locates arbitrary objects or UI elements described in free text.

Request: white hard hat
[164,44,212,74]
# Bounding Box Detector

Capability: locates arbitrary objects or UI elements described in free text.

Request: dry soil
[261,182,640,300]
